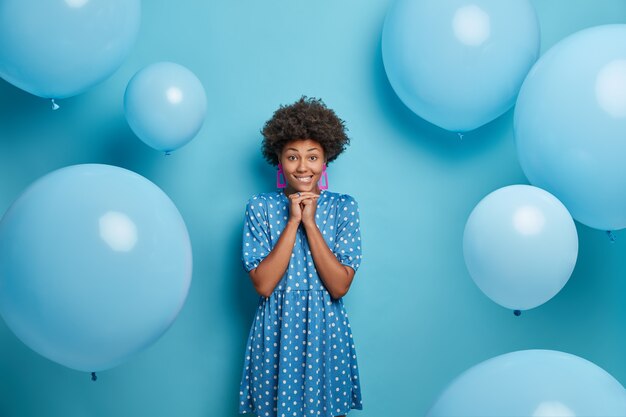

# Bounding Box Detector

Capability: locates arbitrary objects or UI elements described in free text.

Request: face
[278,139,326,194]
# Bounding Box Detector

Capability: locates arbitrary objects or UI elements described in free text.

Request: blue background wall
[1,1,626,416]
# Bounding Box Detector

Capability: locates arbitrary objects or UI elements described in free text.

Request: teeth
[296,176,313,182]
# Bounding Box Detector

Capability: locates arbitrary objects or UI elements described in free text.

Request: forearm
[303,221,354,299]
[249,220,299,297]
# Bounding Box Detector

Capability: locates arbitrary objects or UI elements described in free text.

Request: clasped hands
[287,192,319,226]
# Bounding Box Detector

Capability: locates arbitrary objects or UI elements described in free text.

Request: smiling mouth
[294,175,313,183]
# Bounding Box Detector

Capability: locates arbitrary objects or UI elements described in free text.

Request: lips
[295,175,313,183]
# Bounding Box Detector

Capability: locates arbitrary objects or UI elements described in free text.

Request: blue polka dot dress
[239,190,363,417]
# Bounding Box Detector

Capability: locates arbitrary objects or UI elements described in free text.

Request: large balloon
[463,185,578,311]
[0,164,192,372]
[427,350,626,417]
[124,62,207,153]
[0,0,140,99]
[382,0,540,132]
[515,25,626,231]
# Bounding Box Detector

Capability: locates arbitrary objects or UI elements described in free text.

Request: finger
[290,195,318,204]
[299,197,319,205]
[289,192,319,199]
[289,193,309,201]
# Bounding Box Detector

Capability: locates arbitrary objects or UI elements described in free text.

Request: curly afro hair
[261,96,350,166]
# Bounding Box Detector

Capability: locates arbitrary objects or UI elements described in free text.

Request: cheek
[280,160,294,171]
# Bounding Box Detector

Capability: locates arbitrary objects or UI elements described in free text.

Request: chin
[289,179,319,192]
[293,184,314,192]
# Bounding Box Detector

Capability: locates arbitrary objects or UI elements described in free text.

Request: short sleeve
[241,196,272,273]
[332,195,362,272]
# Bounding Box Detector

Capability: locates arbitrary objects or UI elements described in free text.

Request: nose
[296,159,307,172]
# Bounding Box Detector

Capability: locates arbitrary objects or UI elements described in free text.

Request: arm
[248,192,318,297]
[249,220,299,297]
[301,197,356,299]
[302,219,355,299]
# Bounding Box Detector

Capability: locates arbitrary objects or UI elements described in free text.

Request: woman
[239,97,362,417]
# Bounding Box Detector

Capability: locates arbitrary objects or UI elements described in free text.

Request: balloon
[427,350,626,417]
[124,62,207,153]
[0,0,140,99]
[0,164,192,372]
[515,25,626,231]
[382,0,540,132]
[463,185,578,311]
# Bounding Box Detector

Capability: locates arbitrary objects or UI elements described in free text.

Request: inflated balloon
[124,62,207,153]
[515,25,626,231]
[382,0,539,132]
[0,164,192,372]
[463,185,578,311]
[0,0,140,99]
[427,350,626,417]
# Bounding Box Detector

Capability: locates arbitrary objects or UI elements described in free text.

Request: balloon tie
[514,310,521,316]
[165,151,171,156]
[91,372,97,382]
[457,132,464,140]
[606,230,616,242]
[51,99,60,110]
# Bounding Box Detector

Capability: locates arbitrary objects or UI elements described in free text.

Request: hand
[287,192,319,225]
[300,194,319,227]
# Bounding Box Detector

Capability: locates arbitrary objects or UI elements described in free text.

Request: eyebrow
[286,148,320,152]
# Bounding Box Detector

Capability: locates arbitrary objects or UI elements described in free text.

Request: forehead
[282,139,323,152]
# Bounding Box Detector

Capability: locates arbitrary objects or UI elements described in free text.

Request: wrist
[302,219,317,229]
[287,218,301,226]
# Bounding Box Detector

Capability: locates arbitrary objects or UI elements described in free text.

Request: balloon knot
[91,372,97,382]
[51,99,60,111]
[606,230,616,242]
[514,310,521,316]
[457,132,464,140]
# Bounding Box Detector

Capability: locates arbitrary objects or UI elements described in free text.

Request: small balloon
[124,62,208,153]
[463,185,578,311]
[0,164,192,372]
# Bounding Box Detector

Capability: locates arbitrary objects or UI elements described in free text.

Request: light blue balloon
[463,185,578,311]
[382,0,540,132]
[0,164,192,372]
[0,0,140,99]
[427,350,626,417]
[515,25,626,231]
[124,62,208,153]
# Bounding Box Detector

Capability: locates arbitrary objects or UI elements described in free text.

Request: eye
[309,156,318,161]
[287,155,297,161]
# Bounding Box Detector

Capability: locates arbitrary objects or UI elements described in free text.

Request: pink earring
[318,164,328,190]
[277,163,287,189]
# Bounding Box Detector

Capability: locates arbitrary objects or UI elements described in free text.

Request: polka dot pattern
[239,190,363,417]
